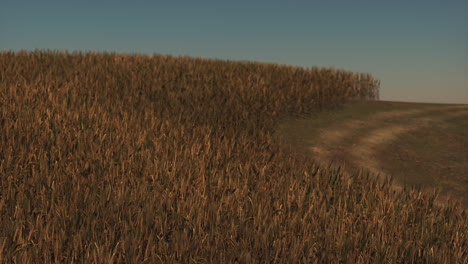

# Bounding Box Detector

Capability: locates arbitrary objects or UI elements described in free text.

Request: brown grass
[0,50,466,263]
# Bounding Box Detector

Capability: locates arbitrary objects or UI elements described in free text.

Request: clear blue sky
[1,0,467,104]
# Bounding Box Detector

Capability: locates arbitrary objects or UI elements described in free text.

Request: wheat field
[0,50,465,263]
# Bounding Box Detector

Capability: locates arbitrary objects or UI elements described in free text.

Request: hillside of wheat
[0,50,465,263]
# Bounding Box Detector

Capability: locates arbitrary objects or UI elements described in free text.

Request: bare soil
[274,100,468,209]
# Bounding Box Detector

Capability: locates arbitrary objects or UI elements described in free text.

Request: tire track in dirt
[308,105,466,165]
[349,109,468,174]
[303,104,468,207]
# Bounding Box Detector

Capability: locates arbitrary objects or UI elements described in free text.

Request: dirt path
[275,101,468,208]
